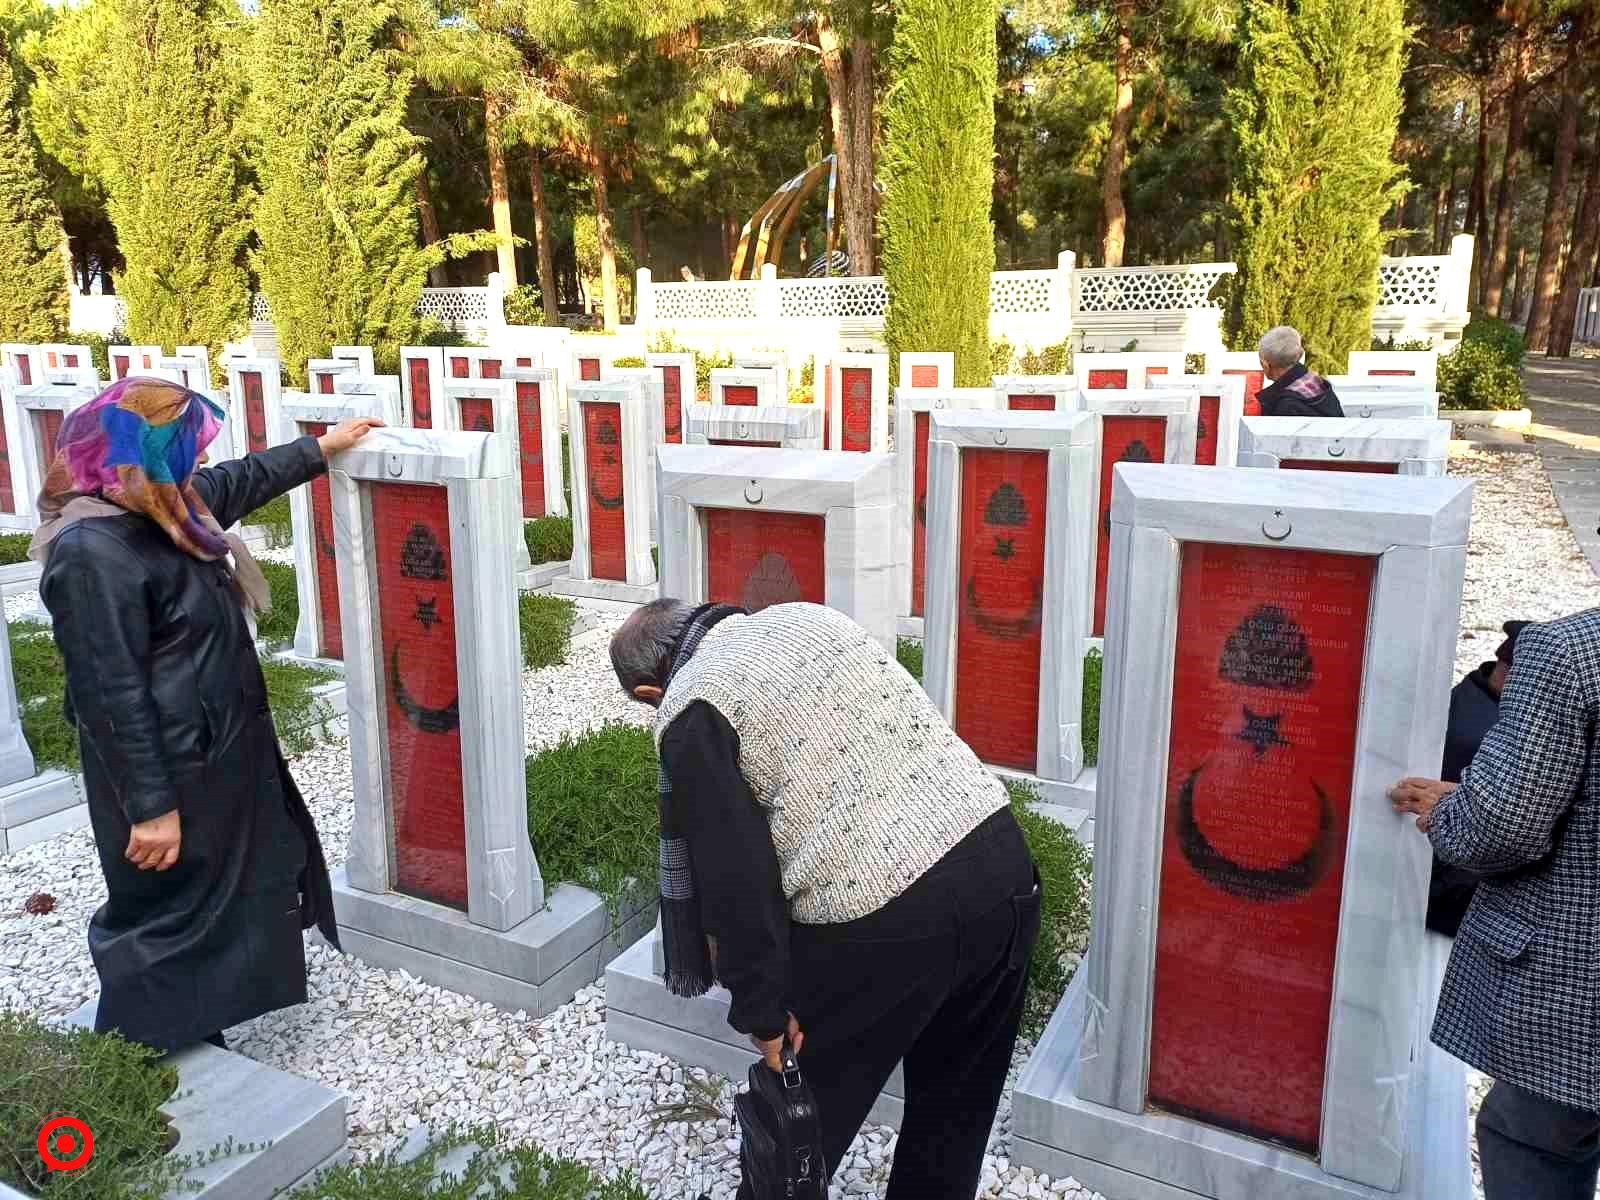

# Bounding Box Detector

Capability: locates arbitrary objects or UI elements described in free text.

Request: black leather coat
[40,438,341,1051]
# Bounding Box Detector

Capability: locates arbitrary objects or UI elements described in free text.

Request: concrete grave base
[896,615,924,640]
[605,927,908,1129]
[0,559,42,597]
[271,648,346,678]
[550,575,660,606]
[1010,935,1470,1200]
[333,868,654,1017]
[989,764,1095,837]
[0,769,86,854]
[519,559,571,590]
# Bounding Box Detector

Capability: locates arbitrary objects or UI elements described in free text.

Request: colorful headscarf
[42,377,230,560]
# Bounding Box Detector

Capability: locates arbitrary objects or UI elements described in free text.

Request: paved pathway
[1526,357,1600,574]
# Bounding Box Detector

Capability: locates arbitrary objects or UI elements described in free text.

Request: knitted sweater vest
[656,603,1008,925]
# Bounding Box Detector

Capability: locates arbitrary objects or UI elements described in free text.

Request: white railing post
[1055,250,1077,344]
[635,268,655,331]
[1444,234,1474,319]
[485,272,507,337]
[759,263,782,325]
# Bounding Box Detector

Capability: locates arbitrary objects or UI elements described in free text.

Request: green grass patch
[1007,782,1093,1039]
[525,724,658,923]
[0,1010,193,1199]
[242,493,293,550]
[896,637,923,681]
[260,655,340,756]
[9,619,76,773]
[520,594,576,670]
[286,1123,648,1199]
[254,559,300,647]
[610,355,646,368]
[1083,649,1102,768]
[524,516,574,565]
[0,532,34,566]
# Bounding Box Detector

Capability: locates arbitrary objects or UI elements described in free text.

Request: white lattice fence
[778,277,890,319]
[652,281,763,323]
[989,271,1057,314]
[1074,265,1235,314]
[1376,260,1444,308]
[416,288,493,325]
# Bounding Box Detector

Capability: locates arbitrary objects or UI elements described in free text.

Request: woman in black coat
[33,377,379,1052]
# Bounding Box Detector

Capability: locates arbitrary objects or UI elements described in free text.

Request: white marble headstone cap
[16,381,96,407]
[928,407,1097,450]
[1239,415,1451,460]
[893,386,995,407]
[658,443,895,506]
[1076,386,1196,414]
[1110,461,1472,548]
[328,426,514,482]
[573,380,643,403]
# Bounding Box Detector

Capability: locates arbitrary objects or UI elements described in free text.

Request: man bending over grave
[1255,325,1345,418]
[611,599,1041,1200]
[1390,609,1600,1200]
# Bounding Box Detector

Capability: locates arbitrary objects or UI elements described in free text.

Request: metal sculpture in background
[729,156,839,280]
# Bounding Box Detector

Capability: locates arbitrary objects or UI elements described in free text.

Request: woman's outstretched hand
[317,417,385,458]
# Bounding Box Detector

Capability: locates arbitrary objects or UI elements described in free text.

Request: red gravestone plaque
[579,357,601,382]
[1008,394,1055,412]
[1280,459,1401,474]
[840,368,873,451]
[448,355,470,379]
[1094,415,1168,637]
[240,370,269,453]
[316,372,335,395]
[1194,393,1222,467]
[113,354,130,378]
[407,359,434,429]
[821,362,832,449]
[299,421,342,658]
[515,381,546,515]
[582,402,627,580]
[1223,368,1265,415]
[955,448,1049,771]
[1086,369,1128,389]
[1148,543,1374,1154]
[912,411,932,617]
[32,409,63,482]
[44,351,57,368]
[723,385,759,407]
[515,357,532,368]
[1146,365,1168,379]
[910,364,939,388]
[61,353,78,368]
[15,357,30,386]
[0,413,12,513]
[372,482,469,911]
[457,396,494,433]
[1369,369,1415,377]
[480,359,501,380]
[140,353,153,369]
[706,509,826,612]
[660,365,683,444]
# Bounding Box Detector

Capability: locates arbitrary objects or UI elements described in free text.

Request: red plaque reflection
[660,365,683,443]
[516,381,546,515]
[299,421,342,659]
[583,402,627,580]
[372,482,468,911]
[955,448,1048,770]
[408,359,434,429]
[316,373,335,395]
[1223,368,1264,415]
[1086,369,1128,389]
[840,368,872,451]
[1280,459,1401,474]
[723,385,758,407]
[44,351,57,368]
[706,509,825,611]
[33,410,63,482]
[113,354,129,378]
[821,363,832,449]
[1094,415,1168,637]
[16,357,30,385]
[1008,394,1055,412]
[480,359,501,380]
[448,355,470,379]
[1148,543,1374,1154]
[62,354,78,368]
[457,396,494,433]
[910,364,938,388]
[241,371,269,453]
[579,357,601,382]
[911,411,931,617]
[1195,393,1221,466]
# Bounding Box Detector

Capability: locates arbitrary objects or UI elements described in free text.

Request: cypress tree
[0,35,68,343]
[251,0,433,376]
[879,0,996,386]
[1228,0,1409,373]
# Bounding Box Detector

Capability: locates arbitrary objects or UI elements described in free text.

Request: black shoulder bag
[733,1041,828,1199]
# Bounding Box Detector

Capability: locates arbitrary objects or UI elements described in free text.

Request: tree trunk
[416,172,448,287]
[846,34,876,270]
[630,205,648,274]
[1509,244,1529,321]
[1524,16,1586,352]
[483,95,518,288]
[1484,38,1530,316]
[1431,175,1450,254]
[1467,80,1491,304]
[1549,133,1600,356]
[816,14,875,276]
[1100,0,1134,268]
[591,152,620,332]
[529,152,561,326]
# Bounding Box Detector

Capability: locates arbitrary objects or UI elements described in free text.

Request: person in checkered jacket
[1391,610,1600,1200]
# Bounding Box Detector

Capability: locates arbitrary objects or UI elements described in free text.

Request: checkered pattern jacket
[1429,609,1600,1110]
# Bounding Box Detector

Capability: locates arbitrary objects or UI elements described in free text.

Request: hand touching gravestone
[315,415,384,456]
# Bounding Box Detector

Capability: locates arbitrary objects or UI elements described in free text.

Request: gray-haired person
[1255,325,1344,417]
[611,598,1042,1200]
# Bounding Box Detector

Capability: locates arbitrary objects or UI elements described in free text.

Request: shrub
[502,284,546,328]
[1184,352,1205,375]
[0,531,33,565]
[1462,311,1527,369]
[260,654,339,756]
[1082,650,1102,768]
[1437,338,1526,411]
[1018,339,1071,376]
[896,636,924,681]
[244,493,293,550]
[9,618,75,772]
[610,355,645,368]
[74,330,122,381]
[524,516,574,565]
[695,349,732,401]
[990,336,1015,376]
[1369,333,1432,352]
[525,724,659,922]
[1008,782,1093,1039]
[519,593,576,670]
[254,559,300,647]
[0,1010,189,1200]
[787,386,814,405]
[419,326,476,349]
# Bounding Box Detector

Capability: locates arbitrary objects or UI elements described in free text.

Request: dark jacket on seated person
[1257,362,1344,418]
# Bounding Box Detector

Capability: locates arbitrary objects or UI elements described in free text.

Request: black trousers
[749,809,1040,1200]
[1479,1079,1600,1200]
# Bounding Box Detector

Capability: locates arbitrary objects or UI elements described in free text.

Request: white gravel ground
[2,445,1597,1199]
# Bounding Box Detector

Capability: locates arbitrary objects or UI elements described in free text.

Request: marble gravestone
[921,408,1099,816]
[656,444,898,650]
[331,344,377,377]
[1208,350,1268,414]
[279,384,403,669]
[1075,351,1186,390]
[603,365,669,453]
[501,365,568,521]
[551,380,659,605]
[571,341,642,385]
[400,347,446,429]
[645,352,696,445]
[993,374,1078,413]
[684,404,823,450]
[328,427,652,1014]
[0,345,40,389]
[827,352,889,453]
[1322,384,1440,421]
[0,366,31,530]
[10,378,97,526]
[308,358,360,395]
[1149,375,1248,467]
[1081,387,1200,639]
[109,345,163,381]
[439,378,535,578]
[443,347,501,380]
[1345,350,1438,387]
[1239,417,1450,476]
[1011,463,1472,1200]
[732,350,791,398]
[0,599,86,856]
[225,357,285,459]
[708,367,779,409]
[891,386,1003,640]
[38,343,92,372]
[810,347,834,448]
[899,352,954,391]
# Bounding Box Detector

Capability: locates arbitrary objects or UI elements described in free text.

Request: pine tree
[1228,0,1409,373]
[879,0,995,385]
[251,0,438,376]
[0,33,68,343]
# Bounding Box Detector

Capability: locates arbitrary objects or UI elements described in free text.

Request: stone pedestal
[1323,381,1441,420]
[827,352,889,452]
[1239,417,1450,475]
[400,347,446,429]
[708,367,779,408]
[8,379,97,529]
[899,351,954,391]
[657,444,898,649]
[684,404,823,450]
[922,409,1098,803]
[1011,464,1473,1200]
[1346,350,1438,387]
[994,374,1078,413]
[1150,375,1247,466]
[1076,352,1186,390]
[732,350,791,397]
